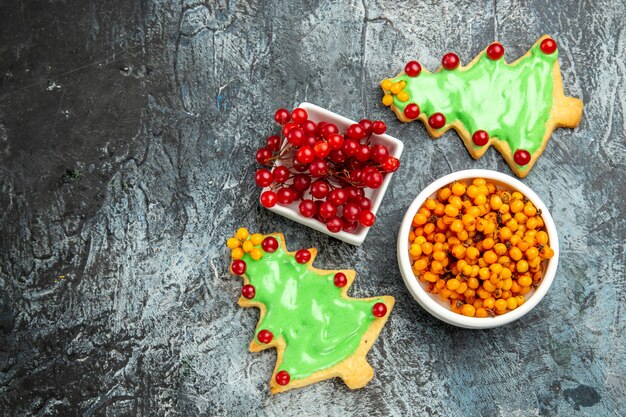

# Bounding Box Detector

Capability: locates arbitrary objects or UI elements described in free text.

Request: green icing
[392,44,558,154]
[241,237,381,380]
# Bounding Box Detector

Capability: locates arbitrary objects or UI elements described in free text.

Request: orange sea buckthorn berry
[232,247,244,260]
[478,267,490,280]
[227,237,241,249]
[415,235,427,245]
[431,261,444,273]
[499,227,512,241]
[517,239,530,252]
[413,213,428,225]
[511,191,523,200]
[518,275,532,287]
[421,242,433,255]
[494,299,508,311]
[424,223,436,235]
[457,230,469,241]
[476,308,489,318]
[500,268,512,280]
[462,264,473,277]
[474,194,487,205]
[236,228,249,240]
[519,286,531,295]
[510,199,524,213]
[424,272,438,283]
[526,217,538,230]
[424,198,437,210]
[449,195,463,208]
[461,214,476,227]
[502,278,513,291]
[466,185,479,198]
[477,289,490,299]
[482,237,495,250]
[472,298,483,308]
[509,247,522,261]
[457,281,468,294]
[515,295,526,306]
[524,204,537,217]
[450,220,464,233]
[433,203,445,216]
[446,278,461,291]
[483,297,496,310]
[242,240,254,253]
[466,247,480,260]
[473,178,486,187]
[516,260,529,273]
[492,243,506,256]
[444,204,459,217]
[433,250,447,262]
[461,304,476,317]
[541,246,555,259]
[483,280,496,292]
[468,277,480,289]
[483,250,498,264]
[434,233,447,243]
[529,257,542,268]
[409,244,423,257]
[438,187,452,201]
[452,182,466,196]
[507,297,518,310]
[536,231,549,245]
[413,258,428,271]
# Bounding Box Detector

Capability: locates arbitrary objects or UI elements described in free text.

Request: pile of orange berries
[409,178,555,318]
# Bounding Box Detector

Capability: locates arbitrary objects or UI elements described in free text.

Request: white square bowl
[260,102,404,246]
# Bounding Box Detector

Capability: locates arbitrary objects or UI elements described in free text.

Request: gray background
[1,0,624,416]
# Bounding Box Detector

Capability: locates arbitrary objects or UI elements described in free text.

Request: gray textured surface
[1,0,625,416]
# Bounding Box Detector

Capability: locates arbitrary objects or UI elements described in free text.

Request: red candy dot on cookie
[472,130,489,146]
[372,302,387,317]
[295,249,311,264]
[231,260,246,275]
[441,52,460,70]
[486,42,504,60]
[334,272,347,288]
[404,103,420,119]
[514,149,531,166]
[262,236,279,253]
[241,284,255,299]
[404,60,422,77]
[257,329,273,344]
[428,113,446,129]
[276,370,290,385]
[540,38,557,54]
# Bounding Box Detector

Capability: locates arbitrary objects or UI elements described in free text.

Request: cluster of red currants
[255,107,400,234]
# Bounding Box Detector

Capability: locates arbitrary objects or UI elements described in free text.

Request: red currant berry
[260,190,277,208]
[540,38,557,54]
[404,60,422,77]
[255,147,273,165]
[275,370,290,385]
[255,168,273,187]
[342,139,359,157]
[372,120,387,135]
[327,133,344,150]
[364,170,383,189]
[292,162,308,172]
[313,141,330,159]
[292,173,311,191]
[514,149,531,166]
[241,284,255,299]
[472,130,489,146]
[359,210,376,227]
[345,186,364,202]
[304,134,317,147]
[276,187,297,205]
[296,145,315,164]
[302,120,317,135]
[355,145,371,162]
[372,302,387,317]
[357,196,372,211]
[326,216,343,233]
[329,149,347,164]
[231,260,246,275]
[404,103,420,119]
[282,122,298,138]
[486,42,504,60]
[295,249,311,264]
[346,124,365,140]
[358,119,373,136]
[342,219,358,233]
[318,201,337,219]
[442,52,460,70]
[257,329,273,344]
[428,113,446,129]
[342,203,361,222]
[328,189,348,206]
[266,135,281,152]
[316,121,327,134]
[320,123,338,139]
[274,108,290,125]
[299,199,317,217]
[334,272,347,287]
[272,166,290,183]
[382,156,400,172]
[261,236,278,253]
[310,180,330,199]
[287,127,305,146]
[291,108,308,125]
[308,159,328,177]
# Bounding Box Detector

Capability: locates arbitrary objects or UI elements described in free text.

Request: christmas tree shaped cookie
[380,35,583,177]
[226,228,394,394]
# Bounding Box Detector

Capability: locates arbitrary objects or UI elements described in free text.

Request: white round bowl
[397,169,559,329]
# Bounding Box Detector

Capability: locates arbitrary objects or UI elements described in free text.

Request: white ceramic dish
[261,102,404,246]
[397,169,559,329]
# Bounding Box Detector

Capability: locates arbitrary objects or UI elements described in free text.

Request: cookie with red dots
[381,35,583,178]
[226,228,394,394]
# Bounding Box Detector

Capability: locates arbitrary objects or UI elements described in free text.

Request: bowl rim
[397,169,560,329]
